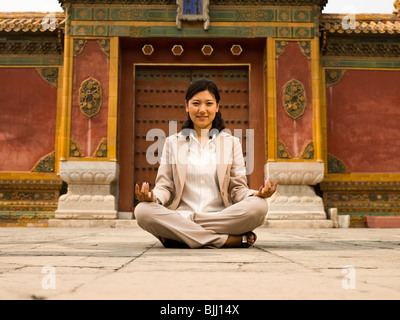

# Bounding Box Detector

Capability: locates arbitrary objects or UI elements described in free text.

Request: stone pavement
[0,224,399,300]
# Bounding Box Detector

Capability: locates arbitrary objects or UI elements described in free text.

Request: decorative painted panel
[70,24,314,38]
[79,77,103,118]
[35,68,59,88]
[31,152,56,173]
[0,175,62,216]
[67,4,317,38]
[69,5,315,23]
[320,180,400,227]
[283,78,307,120]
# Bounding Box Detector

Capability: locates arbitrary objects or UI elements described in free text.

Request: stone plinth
[56,161,119,220]
[265,162,333,227]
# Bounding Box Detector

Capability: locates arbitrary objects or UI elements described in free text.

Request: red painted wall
[71,40,109,157]
[276,42,313,159]
[0,68,57,171]
[326,70,400,173]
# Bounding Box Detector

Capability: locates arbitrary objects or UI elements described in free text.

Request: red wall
[326,70,400,173]
[71,40,109,157]
[276,42,313,159]
[0,68,57,171]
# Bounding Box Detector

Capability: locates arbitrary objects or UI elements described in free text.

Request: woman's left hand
[253,178,278,199]
[135,182,155,203]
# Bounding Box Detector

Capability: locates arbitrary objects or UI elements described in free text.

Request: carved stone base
[264,220,333,228]
[267,185,326,220]
[56,161,119,220]
[265,162,330,224]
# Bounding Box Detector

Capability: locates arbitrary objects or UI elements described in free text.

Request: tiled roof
[57,0,329,5]
[321,14,400,35]
[0,12,65,33]
[1,12,399,35]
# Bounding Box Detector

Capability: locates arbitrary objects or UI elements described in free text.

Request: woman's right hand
[135,182,155,202]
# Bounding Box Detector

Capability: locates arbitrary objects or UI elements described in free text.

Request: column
[265,36,332,228]
[56,14,120,220]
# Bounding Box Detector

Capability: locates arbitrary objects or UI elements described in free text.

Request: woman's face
[185,90,219,133]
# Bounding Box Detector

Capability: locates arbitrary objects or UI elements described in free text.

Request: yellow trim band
[107,37,119,161]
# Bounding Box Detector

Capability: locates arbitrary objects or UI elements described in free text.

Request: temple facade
[0,0,399,227]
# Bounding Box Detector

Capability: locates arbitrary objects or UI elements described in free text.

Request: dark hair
[182,79,225,133]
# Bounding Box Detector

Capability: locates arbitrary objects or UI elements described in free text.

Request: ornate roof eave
[58,0,328,8]
[321,14,400,58]
[321,13,400,36]
[0,12,65,34]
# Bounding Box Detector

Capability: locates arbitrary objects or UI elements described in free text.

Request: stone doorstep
[364,216,400,228]
[2,212,336,229]
[264,220,334,228]
[48,219,139,228]
[47,218,334,229]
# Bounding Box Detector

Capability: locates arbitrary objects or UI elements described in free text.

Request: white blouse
[176,131,226,218]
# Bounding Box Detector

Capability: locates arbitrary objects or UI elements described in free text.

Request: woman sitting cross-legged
[134,79,278,249]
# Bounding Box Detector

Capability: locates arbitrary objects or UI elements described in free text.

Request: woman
[135,79,277,249]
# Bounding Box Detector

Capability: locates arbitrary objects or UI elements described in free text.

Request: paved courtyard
[0,225,399,300]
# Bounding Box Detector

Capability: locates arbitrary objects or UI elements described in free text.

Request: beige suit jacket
[153,131,255,210]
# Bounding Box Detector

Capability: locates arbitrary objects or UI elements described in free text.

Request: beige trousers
[134,196,268,249]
